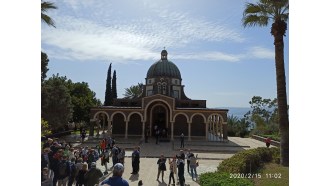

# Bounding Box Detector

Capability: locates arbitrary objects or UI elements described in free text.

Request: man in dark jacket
[84,162,103,186]
[177,157,185,186]
[131,147,140,174]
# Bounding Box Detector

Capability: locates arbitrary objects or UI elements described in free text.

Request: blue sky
[41,0,289,107]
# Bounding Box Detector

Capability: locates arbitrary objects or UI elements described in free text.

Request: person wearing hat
[84,162,103,186]
[100,163,129,186]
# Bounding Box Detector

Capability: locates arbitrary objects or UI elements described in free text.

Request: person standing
[41,167,54,186]
[131,147,140,174]
[75,163,88,186]
[180,133,185,148]
[84,162,103,186]
[189,153,198,180]
[186,149,193,173]
[155,129,160,144]
[101,149,110,174]
[157,154,167,182]
[145,127,150,143]
[177,156,185,186]
[168,157,176,185]
[111,145,119,167]
[118,148,126,165]
[265,137,271,148]
[100,163,129,186]
[57,155,71,186]
[81,129,86,143]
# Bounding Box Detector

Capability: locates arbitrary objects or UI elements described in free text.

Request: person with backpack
[57,155,71,186]
[84,162,103,186]
[157,154,167,182]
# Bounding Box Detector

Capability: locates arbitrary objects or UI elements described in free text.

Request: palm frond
[41,13,56,27]
[41,1,57,12]
[242,15,269,28]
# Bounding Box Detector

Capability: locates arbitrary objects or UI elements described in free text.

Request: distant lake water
[215,107,250,119]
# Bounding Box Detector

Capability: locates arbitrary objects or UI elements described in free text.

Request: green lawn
[253,163,289,186]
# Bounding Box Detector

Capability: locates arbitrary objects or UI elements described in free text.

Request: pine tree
[112,70,117,99]
[104,63,112,106]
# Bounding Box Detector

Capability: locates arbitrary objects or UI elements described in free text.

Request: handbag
[196,161,199,167]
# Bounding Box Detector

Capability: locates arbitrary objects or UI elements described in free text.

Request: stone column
[223,123,228,140]
[170,122,174,140]
[102,116,106,134]
[205,122,208,140]
[107,120,112,137]
[216,120,219,139]
[142,121,146,139]
[125,120,129,139]
[188,122,192,141]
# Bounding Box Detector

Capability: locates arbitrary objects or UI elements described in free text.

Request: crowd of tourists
[41,134,198,186]
[41,136,127,186]
[156,149,199,186]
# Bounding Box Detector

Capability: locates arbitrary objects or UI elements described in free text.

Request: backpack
[58,161,68,177]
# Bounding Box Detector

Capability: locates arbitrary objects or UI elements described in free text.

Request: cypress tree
[112,70,117,99]
[104,63,112,106]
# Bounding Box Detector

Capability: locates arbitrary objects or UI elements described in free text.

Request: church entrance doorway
[151,105,169,139]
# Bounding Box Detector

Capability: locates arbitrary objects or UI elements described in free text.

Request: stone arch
[173,113,189,136]
[112,112,126,136]
[207,113,224,123]
[110,111,127,122]
[190,113,206,123]
[144,99,173,121]
[128,113,143,135]
[191,114,206,137]
[173,112,189,123]
[127,112,144,122]
[93,111,110,120]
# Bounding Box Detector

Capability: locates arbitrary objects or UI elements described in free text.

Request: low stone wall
[251,135,280,147]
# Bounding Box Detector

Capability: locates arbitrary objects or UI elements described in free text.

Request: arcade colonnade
[90,97,228,141]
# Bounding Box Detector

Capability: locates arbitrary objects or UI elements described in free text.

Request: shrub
[199,172,254,186]
[217,147,280,174]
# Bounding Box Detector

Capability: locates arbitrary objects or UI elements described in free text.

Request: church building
[90,50,228,141]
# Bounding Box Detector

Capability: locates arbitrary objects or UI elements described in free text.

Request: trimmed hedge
[217,147,279,174]
[199,172,254,186]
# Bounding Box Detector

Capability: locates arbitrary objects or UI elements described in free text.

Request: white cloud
[173,52,241,62]
[42,2,245,63]
[249,46,274,59]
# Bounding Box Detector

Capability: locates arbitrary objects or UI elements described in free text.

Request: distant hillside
[215,107,250,119]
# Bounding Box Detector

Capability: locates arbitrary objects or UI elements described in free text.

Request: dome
[146,50,181,79]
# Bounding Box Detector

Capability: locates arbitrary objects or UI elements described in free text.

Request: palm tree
[41,1,57,27]
[123,83,143,99]
[242,0,289,166]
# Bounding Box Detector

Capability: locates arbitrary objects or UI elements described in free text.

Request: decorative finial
[164,46,166,50]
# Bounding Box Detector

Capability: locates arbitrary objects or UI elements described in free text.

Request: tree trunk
[272,20,289,167]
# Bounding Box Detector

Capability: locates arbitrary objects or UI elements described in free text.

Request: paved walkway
[58,134,274,185]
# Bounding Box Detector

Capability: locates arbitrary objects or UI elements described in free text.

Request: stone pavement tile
[99,157,222,186]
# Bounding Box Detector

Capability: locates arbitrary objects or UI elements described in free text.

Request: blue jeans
[190,165,197,179]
